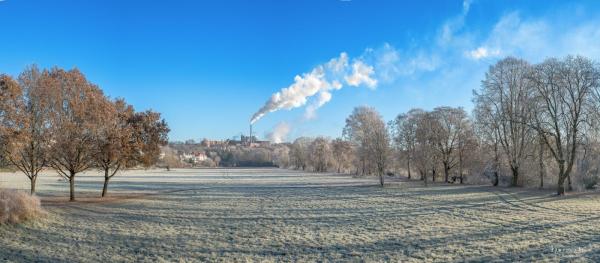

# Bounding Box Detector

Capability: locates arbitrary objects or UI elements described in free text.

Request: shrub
[0,189,45,224]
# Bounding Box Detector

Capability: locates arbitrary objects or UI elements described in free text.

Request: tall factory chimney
[249,124,253,146]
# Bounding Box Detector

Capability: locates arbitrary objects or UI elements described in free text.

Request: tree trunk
[493,142,499,187]
[432,168,436,182]
[361,160,365,175]
[378,160,385,187]
[540,162,544,189]
[567,174,573,191]
[407,158,411,179]
[539,169,544,189]
[557,161,566,195]
[459,151,463,184]
[69,171,76,201]
[557,174,566,195]
[538,137,545,189]
[511,166,519,187]
[30,175,37,195]
[362,159,366,176]
[102,168,110,198]
[459,164,463,184]
[443,162,450,182]
[102,178,109,198]
[493,171,499,186]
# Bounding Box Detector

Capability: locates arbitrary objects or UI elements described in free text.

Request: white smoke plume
[250,52,377,124]
[345,61,378,88]
[304,91,332,120]
[267,122,291,143]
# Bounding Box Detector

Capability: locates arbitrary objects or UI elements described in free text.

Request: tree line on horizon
[272,55,600,196]
[0,66,170,201]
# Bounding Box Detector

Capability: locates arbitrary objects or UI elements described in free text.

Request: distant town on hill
[162,134,283,168]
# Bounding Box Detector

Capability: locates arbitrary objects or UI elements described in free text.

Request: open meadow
[1,168,600,262]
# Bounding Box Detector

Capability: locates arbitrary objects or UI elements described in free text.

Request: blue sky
[1,0,600,142]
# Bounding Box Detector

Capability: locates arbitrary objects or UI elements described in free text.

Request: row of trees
[281,106,475,188]
[280,55,600,196]
[280,137,353,174]
[0,66,169,201]
[391,107,477,185]
[474,56,599,195]
[277,107,390,185]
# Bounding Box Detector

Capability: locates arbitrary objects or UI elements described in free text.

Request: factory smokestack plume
[267,122,291,143]
[250,52,378,124]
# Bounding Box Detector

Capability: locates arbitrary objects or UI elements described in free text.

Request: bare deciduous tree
[474,57,534,186]
[290,137,311,170]
[530,56,600,195]
[456,120,477,184]
[413,111,437,186]
[331,138,353,173]
[391,109,422,179]
[344,106,390,186]
[431,106,469,183]
[473,102,501,186]
[309,137,332,172]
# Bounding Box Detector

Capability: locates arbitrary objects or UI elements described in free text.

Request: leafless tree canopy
[473,56,600,194]
[309,137,332,173]
[391,109,422,179]
[343,106,390,186]
[529,56,600,194]
[474,57,535,187]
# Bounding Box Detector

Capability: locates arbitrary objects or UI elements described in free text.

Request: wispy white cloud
[462,0,473,14]
[466,11,600,63]
[466,47,501,60]
[438,0,475,47]
[387,5,600,92]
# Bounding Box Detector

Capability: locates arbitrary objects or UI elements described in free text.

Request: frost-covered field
[1,168,600,262]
